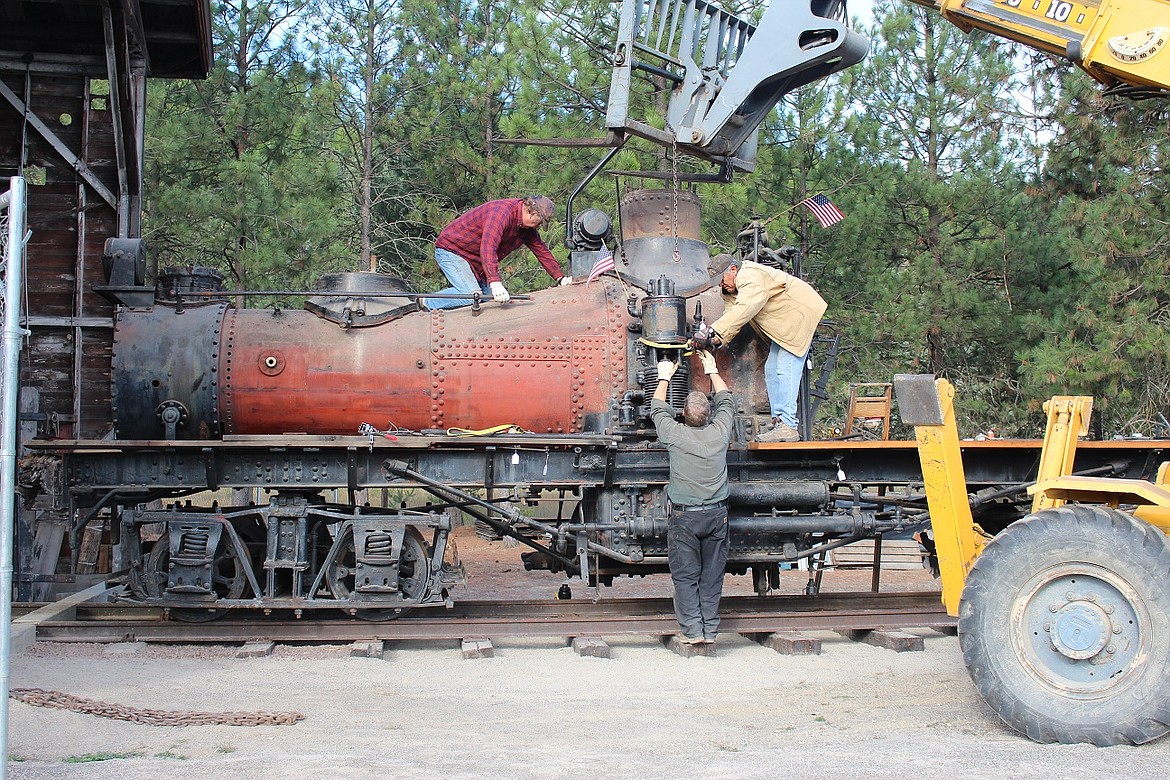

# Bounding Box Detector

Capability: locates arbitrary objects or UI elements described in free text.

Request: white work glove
[697,350,718,375]
[489,281,510,303]
[559,276,573,286]
[657,360,677,382]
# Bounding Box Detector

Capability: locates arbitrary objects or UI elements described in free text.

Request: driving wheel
[143,530,247,623]
[325,525,431,621]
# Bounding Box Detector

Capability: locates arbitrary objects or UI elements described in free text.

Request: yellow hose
[638,337,694,355]
[446,424,532,437]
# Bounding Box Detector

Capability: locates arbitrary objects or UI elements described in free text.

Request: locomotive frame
[26,415,1169,619]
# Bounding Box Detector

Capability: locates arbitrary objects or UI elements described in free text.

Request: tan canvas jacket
[710,261,827,357]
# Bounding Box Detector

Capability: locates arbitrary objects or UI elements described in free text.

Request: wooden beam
[0,78,117,208]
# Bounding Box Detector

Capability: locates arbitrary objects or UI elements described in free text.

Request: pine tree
[818,2,1045,434]
[1017,77,1170,435]
[145,0,350,301]
[311,0,403,273]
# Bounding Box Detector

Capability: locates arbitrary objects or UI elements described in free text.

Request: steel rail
[29,592,952,644]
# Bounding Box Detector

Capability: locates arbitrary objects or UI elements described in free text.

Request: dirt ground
[450,524,928,600]
[7,526,1170,779]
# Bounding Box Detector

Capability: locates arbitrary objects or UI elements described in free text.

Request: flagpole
[795,178,812,443]
[759,202,798,229]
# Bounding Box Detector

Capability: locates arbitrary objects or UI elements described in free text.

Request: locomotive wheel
[959,504,1170,745]
[143,532,247,623]
[325,525,431,621]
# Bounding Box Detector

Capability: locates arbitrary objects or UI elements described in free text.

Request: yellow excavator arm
[910,0,1170,97]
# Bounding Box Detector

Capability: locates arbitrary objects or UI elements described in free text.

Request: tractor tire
[959,503,1170,745]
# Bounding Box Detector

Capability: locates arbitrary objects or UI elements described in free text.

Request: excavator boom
[911,0,1170,97]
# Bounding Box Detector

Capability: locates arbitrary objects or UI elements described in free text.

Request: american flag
[586,244,615,286]
[800,193,845,229]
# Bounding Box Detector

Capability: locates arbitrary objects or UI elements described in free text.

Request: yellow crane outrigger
[895,375,1170,746]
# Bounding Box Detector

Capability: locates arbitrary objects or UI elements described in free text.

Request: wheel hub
[1048,598,1111,660]
[1016,565,1143,693]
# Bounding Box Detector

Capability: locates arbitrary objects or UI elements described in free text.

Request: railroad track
[24,591,953,644]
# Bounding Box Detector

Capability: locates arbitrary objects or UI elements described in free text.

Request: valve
[156,400,188,441]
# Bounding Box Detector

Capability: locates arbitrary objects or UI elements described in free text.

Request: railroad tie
[836,628,925,652]
[570,636,611,658]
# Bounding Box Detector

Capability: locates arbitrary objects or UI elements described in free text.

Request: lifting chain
[670,138,681,264]
[9,687,305,727]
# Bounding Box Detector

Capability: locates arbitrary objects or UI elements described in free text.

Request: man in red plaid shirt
[419,195,572,310]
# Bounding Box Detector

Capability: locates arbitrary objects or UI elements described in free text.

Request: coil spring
[364,531,394,557]
[642,361,690,409]
[177,530,210,557]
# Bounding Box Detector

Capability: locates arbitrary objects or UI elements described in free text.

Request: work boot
[757,419,800,443]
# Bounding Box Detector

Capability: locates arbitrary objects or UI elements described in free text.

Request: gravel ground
[9,633,1170,780]
[6,529,1170,779]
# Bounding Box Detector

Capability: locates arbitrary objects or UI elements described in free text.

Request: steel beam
[30,593,955,643]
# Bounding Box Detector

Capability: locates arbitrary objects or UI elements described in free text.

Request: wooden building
[1,1,211,597]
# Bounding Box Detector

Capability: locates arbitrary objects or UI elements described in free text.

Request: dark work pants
[667,506,730,640]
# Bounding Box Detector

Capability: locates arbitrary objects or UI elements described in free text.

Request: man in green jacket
[704,258,826,442]
[651,350,735,644]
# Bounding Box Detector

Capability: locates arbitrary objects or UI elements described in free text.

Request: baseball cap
[529,195,555,224]
[707,253,736,276]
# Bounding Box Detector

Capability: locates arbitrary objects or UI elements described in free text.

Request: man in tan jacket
[704,258,826,442]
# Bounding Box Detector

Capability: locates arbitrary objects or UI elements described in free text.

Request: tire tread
[959,505,1170,745]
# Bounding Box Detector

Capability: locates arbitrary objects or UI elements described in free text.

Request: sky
[850,0,877,27]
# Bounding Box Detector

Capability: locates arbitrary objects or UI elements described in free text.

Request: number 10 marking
[1006,0,1074,22]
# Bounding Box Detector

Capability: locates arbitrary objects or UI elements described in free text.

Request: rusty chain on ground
[9,688,304,726]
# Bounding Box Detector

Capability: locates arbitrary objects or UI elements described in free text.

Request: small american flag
[586,244,615,286]
[800,193,845,229]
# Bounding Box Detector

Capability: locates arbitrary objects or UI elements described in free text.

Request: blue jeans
[420,247,491,310]
[667,506,730,641]
[766,342,807,427]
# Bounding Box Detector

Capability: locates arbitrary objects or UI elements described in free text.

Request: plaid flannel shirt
[435,198,562,284]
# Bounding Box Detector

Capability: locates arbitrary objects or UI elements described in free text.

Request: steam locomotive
[23,189,1158,621]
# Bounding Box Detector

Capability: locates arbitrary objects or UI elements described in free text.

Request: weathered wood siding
[1,72,117,439]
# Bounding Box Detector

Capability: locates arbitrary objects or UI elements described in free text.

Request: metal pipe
[728,481,830,510]
[20,61,30,177]
[172,290,532,300]
[1,175,28,780]
[566,138,628,249]
[100,0,131,237]
[727,513,875,534]
[630,58,685,83]
[454,503,580,574]
[798,534,866,561]
[383,460,643,564]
